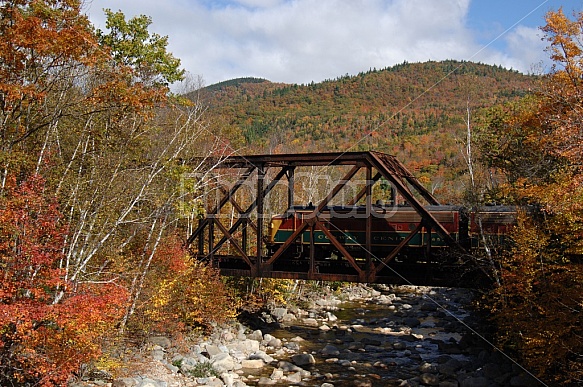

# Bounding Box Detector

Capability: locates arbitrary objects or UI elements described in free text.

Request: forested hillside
[202,61,536,201]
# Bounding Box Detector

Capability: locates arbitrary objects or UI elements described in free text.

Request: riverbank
[72,284,541,387]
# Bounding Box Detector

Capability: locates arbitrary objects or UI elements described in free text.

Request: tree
[477,8,583,385]
[97,9,185,87]
[0,173,127,386]
[0,1,230,383]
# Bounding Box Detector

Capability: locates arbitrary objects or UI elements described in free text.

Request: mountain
[201,60,536,201]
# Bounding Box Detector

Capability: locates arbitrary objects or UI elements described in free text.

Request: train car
[470,206,518,250]
[268,204,469,262]
[268,204,521,261]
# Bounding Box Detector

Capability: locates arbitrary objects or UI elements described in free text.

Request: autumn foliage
[0,0,230,385]
[142,237,235,332]
[0,173,128,386]
[476,8,583,385]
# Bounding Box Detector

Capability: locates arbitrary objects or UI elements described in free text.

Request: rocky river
[74,284,543,387]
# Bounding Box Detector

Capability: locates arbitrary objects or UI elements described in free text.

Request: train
[267,204,518,263]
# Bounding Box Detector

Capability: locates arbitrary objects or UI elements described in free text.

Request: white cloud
[504,25,550,73]
[85,0,549,85]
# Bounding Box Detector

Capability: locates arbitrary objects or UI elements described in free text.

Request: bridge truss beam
[186,151,474,286]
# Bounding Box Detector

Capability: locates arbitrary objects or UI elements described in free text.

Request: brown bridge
[186,151,491,287]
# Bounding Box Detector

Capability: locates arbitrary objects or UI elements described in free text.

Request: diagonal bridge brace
[186,151,474,284]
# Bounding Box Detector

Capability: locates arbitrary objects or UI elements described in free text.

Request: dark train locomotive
[267,204,517,264]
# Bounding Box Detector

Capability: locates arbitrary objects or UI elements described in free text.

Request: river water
[246,285,538,387]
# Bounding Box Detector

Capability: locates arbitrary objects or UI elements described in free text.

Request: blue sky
[467,0,569,51]
[86,0,581,87]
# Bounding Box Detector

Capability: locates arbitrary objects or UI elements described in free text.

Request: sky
[84,0,581,87]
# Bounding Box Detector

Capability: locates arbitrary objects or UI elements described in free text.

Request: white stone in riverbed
[272,307,288,321]
[249,350,274,363]
[227,339,260,354]
[221,372,235,386]
[247,329,263,341]
[281,313,297,323]
[319,324,331,331]
[286,372,302,384]
[211,353,236,372]
[326,311,338,321]
[303,318,319,327]
[351,324,366,332]
[241,359,264,369]
[262,334,275,345]
[266,337,282,348]
[270,369,284,380]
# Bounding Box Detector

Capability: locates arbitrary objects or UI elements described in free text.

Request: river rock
[257,376,276,385]
[211,353,236,372]
[353,378,373,387]
[267,337,282,348]
[393,342,407,350]
[303,318,319,327]
[148,336,171,349]
[112,378,137,387]
[221,372,235,386]
[291,353,316,366]
[419,373,440,386]
[272,307,288,321]
[281,313,297,323]
[377,294,394,305]
[361,337,381,346]
[205,344,225,357]
[286,371,303,383]
[420,302,439,312]
[136,378,163,387]
[270,368,284,380]
[249,350,274,363]
[277,360,303,372]
[438,358,463,375]
[150,348,164,361]
[230,339,260,354]
[326,311,338,322]
[241,359,265,369]
[403,317,421,327]
[283,341,300,351]
[419,362,438,373]
[247,329,263,341]
[321,344,340,356]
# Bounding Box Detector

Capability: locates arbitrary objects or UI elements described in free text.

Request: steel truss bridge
[186,151,490,287]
